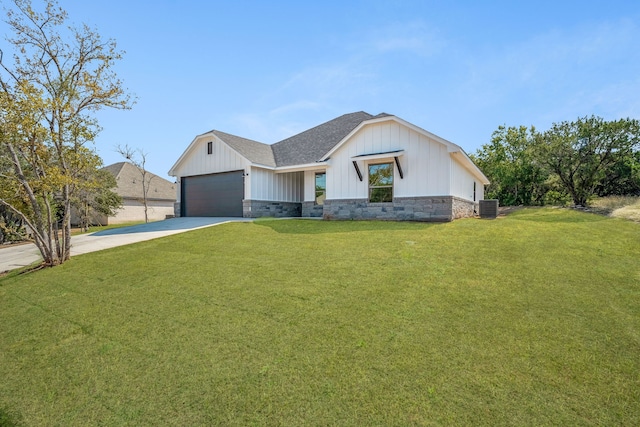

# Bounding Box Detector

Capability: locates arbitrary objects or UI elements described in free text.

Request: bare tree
[116,145,154,223]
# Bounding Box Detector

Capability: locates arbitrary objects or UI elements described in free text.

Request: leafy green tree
[71,149,122,232]
[0,0,132,266]
[0,143,27,243]
[594,150,640,197]
[537,116,640,206]
[472,125,549,206]
[0,205,26,244]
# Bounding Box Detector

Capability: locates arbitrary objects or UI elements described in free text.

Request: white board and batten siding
[251,167,304,202]
[450,158,485,202]
[327,121,452,200]
[172,136,304,203]
[173,136,252,202]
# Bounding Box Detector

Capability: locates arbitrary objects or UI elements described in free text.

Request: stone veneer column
[301,201,324,217]
[452,197,478,219]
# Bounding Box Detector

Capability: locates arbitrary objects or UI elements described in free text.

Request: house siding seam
[322,196,477,222]
[243,200,302,218]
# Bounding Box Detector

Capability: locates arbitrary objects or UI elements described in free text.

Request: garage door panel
[182,171,244,217]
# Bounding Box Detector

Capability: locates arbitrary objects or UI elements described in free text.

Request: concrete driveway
[0,217,253,273]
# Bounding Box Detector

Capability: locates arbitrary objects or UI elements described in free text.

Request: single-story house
[98,162,176,224]
[168,112,489,221]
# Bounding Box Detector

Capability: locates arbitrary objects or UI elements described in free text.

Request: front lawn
[1,208,639,425]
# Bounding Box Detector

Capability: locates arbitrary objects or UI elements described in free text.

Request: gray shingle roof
[272,111,383,166]
[211,130,276,167]
[102,162,176,201]
[199,112,391,168]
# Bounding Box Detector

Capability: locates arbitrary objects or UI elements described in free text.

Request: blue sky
[3,1,640,180]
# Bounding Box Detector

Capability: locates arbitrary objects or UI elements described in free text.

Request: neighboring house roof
[103,162,176,201]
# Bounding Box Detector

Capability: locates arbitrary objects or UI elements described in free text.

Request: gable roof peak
[271,111,380,167]
[209,129,276,167]
[101,161,127,178]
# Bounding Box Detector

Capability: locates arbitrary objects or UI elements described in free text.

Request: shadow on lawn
[254,218,441,234]
[0,406,22,427]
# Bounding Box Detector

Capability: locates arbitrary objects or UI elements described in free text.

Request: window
[473,181,477,201]
[207,141,213,155]
[368,162,393,202]
[315,172,326,205]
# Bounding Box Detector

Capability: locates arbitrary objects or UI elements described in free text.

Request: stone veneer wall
[323,196,477,222]
[452,197,478,219]
[243,200,302,218]
[301,201,324,218]
[174,202,181,218]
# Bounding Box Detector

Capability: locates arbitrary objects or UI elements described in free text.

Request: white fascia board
[168,131,254,176]
[320,116,395,161]
[351,150,405,162]
[451,151,490,185]
[314,113,488,184]
[168,132,212,176]
[320,115,465,161]
[274,162,329,173]
[390,116,463,153]
[402,118,489,184]
[250,163,276,171]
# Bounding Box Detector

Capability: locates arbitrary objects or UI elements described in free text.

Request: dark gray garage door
[181,170,244,217]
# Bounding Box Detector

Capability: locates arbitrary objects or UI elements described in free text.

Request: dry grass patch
[589,196,640,222]
[611,199,640,222]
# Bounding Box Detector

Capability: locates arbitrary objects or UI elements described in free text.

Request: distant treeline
[472,116,640,206]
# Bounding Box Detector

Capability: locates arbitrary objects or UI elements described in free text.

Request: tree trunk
[142,172,149,223]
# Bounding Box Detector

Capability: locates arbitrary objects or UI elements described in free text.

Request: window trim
[315,172,326,205]
[368,162,394,203]
[207,141,213,155]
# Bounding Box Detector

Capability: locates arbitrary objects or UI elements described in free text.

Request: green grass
[1,208,639,426]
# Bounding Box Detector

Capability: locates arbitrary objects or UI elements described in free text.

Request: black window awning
[351,149,405,160]
[351,150,405,181]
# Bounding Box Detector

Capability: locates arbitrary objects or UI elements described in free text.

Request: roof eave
[250,163,276,171]
[451,151,490,185]
[169,131,263,176]
[320,115,397,161]
[318,114,489,184]
[273,161,329,173]
[168,131,216,177]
